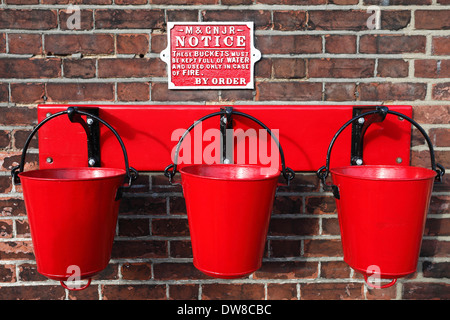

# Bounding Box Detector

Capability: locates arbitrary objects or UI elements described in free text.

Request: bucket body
[180,164,279,279]
[331,165,436,280]
[20,167,126,281]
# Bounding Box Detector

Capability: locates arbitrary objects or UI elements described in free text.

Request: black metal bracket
[67,107,101,167]
[220,106,233,164]
[351,106,388,165]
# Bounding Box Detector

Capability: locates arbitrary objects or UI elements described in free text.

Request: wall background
[0,0,448,300]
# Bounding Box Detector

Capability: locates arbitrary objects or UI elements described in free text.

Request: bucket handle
[163,109,295,185]
[11,107,138,191]
[60,278,92,291]
[364,274,397,289]
[316,106,445,189]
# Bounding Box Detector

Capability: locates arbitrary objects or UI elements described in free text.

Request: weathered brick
[269,218,319,236]
[13,130,38,149]
[117,34,149,55]
[415,60,450,78]
[273,11,307,31]
[272,58,306,79]
[309,59,375,78]
[301,283,364,300]
[308,10,369,31]
[166,9,199,22]
[98,58,165,78]
[18,263,46,281]
[432,37,450,56]
[0,83,8,103]
[360,35,426,54]
[118,218,150,237]
[325,83,357,101]
[432,82,450,100]
[95,9,165,29]
[59,8,94,30]
[10,83,46,103]
[256,35,322,54]
[0,285,65,300]
[110,240,167,259]
[0,264,15,282]
[429,128,450,147]
[169,284,199,300]
[378,59,409,78]
[45,34,114,55]
[0,34,5,53]
[153,262,207,280]
[305,196,337,214]
[121,262,152,280]
[0,241,34,260]
[364,0,431,4]
[117,82,150,102]
[381,10,411,30]
[267,283,298,300]
[63,59,96,78]
[256,82,322,101]
[0,9,57,30]
[151,83,219,101]
[46,83,115,102]
[415,10,450,30]
[320,261,351,278]
[403,282,450,299]
[102,284,166,300]
[422,261,450,278]
[255,261,318,279]
[325,35,356,54]
[202,10,271,30]
[303,239,343,257]
[359,82,427,101]
[202,283,265,300]
[413,105,450,124]
[151,218,189,237]
[0,106,37,126]
[0,131,10,148]
[0,58,61,79]
[270,239,300,257]
[0,220,13,238]
[8,34,42,54]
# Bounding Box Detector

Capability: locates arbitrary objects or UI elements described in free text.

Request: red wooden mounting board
[36,105,412,172]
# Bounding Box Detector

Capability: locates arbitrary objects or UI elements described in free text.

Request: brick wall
[0,0,449,300]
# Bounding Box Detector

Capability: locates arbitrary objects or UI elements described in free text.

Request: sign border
[160,21,261,90]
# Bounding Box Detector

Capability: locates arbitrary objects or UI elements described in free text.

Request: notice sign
[160,22,261,89]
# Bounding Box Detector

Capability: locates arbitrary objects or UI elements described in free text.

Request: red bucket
[12,108,137,290]
[180,164,279,279]
[317,107,445,288]
[164,110,295,278]
[331,165,436,287]
[20,168,125,283]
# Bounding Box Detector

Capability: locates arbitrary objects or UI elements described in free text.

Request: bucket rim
[19,167,127,182]
[179,164,281,181]
[330,164,437,181]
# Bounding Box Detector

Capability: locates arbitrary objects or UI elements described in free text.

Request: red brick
[422,261,450,278]
[273,11,307,31]
[270,239,300,257]
[381,10,411,31]
[151,218,189,237]
[415,60,450,78]
[202,283,265,300]
[63,59,96,78]
[121,262,152,280]
[438,0,450,3]
[320,261,351,278]
[110,240,167,259]
[10,83,46,103]
[256,35,322,54]
[0,220,13,238]
[153,262,207,280]
[255,261,318,279]
[42,0,111,3]
[152,0,218,3]
[329,0,358,3]
[151,83,219,101]
[45,34,114,55]
[116,0,147,4]
[5,0,39,4]
[415,10,450,30]
[98,58,165,78]
[403,283,450,299]
[425,217,450,236]
[117,34,149,55]
[325,83,357,101]
[309,58,375,78]
[325,35,356,54]
[413,105,450,124]
[360,35,426,54]
[202,10,271,30]
[0,131,10,148]
[359,82,427,101]
[0,285,65,300]
[0,9,57,30]
[0,241,34,259]
[166,9,198,22]
[429,128,450,147]
[378,59,409,78]
[256,82,322,101]
[117,82,150,102]
[150,33,166,53]
[308,10,369,31]
[272,58,306,79]
[267,283,298,300]
[420,239,450,257]
[59,9,94,30]
[13,130,38,149]
[119,195,166,215]
[269,218,319,236]
[301,283,364,300]
[305,196,337,214]
[364,0,431,3]
[0,106,37,126]
[0,33,5,53]
[95,9,164,29]
[15,219,30,237]
[303,239,343,257]
[432,82,450,101]
[0,58,61,79]
[257,0,325,3]
[102,284,166,300]
[0,264,15,282]
[169,284,199,300]
[432,37,450,56]
[118,218,150,237]
[8,34,42,54]
[0,83,8,103]
[46,82,114,102]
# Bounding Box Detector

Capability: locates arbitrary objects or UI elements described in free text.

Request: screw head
[46,157,53,164]
[88,158,96,166]
[355,158,363,165]
[86,118,94,125]
[358,117,365,124]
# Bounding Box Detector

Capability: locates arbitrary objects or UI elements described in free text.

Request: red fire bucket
[317,107,445,289]
[164,110,295,278]
[12,108,137,290]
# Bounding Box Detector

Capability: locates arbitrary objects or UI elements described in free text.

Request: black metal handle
[11,107,138,187]
[316,106,445,184]
[164,109,295,185]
